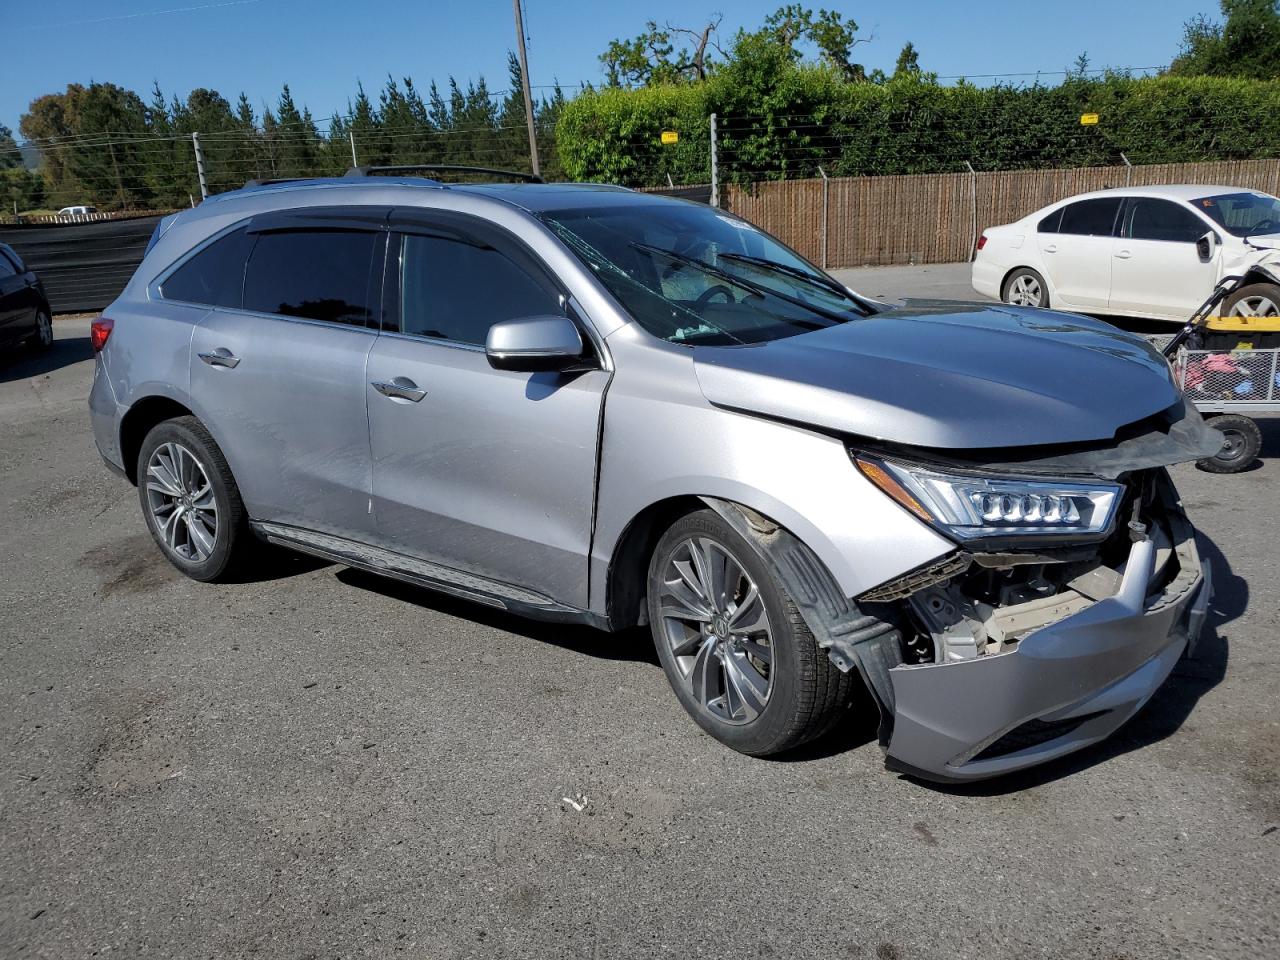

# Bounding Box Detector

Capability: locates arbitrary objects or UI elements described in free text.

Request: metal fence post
[1121,152,1133,186]
[818,166,829,269]
[964,161,978,262]
[192,132,209,200]
[709,112,719,208]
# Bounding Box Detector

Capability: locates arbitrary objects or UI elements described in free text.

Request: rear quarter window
[160,226,254,308]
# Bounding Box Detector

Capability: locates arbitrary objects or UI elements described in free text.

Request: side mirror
[485,315,589,372]
[1196,231,1219,261]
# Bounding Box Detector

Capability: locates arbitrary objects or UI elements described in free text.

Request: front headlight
[854,455,1122,542]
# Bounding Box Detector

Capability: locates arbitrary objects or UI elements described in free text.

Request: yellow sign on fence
[1080,113,1100,126]
[661,130,679,145]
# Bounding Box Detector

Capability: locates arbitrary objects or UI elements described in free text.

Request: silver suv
[89,169,1217,782]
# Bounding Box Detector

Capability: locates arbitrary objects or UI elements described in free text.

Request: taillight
[90,316,114,352]
[976,233,988,251]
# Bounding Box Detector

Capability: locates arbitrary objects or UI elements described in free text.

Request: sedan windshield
[539,201,871,345]
[1194,191,1280,238]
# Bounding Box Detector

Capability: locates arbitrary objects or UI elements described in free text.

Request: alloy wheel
[36,312,53,347]
[144,442,219,562]
[656,537,774,725]
[1007,275,1042,307]
[1229,295,1280,318]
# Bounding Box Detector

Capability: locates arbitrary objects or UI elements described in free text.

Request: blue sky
[3,0,1213,138]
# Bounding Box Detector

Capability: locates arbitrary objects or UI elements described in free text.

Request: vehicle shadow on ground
[334,567,661,665]
[314,523,1238,780]
[911,531,1240,795]
[234,544,334,584]
[0,336,93,382]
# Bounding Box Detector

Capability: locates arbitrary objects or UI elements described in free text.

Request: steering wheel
[695,284,736,307]
[1252,218,1277,235]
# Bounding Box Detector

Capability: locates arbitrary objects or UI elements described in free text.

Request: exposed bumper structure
[883,484,1210,782]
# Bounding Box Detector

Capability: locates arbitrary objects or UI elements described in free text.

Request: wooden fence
[725,158,1280,268]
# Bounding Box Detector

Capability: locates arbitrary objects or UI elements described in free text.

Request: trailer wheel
[1197,414,1262,474]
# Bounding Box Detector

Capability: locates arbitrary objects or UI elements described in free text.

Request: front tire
[1002,267,1049,308]
[1196,414,1262,474]
[136,416,251,581]
[1222,282,1280,319]
[646,509,853,757]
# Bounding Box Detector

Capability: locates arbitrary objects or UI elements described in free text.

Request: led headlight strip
[854,455,1122,541]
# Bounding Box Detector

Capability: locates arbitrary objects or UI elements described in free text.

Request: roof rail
[344,164,544,184]
[243,177,323,187]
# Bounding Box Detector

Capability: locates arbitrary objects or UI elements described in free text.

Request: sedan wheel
[32,310,53,350]
[1001,267,1049,309]
[144,441,220,563]
[1229,295,1280,318]
[656,536,775,725]
[1006,273,1043,307]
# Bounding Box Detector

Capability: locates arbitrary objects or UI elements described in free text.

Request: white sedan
[972,184,1280,322]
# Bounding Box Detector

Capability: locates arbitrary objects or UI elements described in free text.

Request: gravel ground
[1,314,1277,960]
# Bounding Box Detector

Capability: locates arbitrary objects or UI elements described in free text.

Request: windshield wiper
[630,242,855,327]
[716,252,863,306]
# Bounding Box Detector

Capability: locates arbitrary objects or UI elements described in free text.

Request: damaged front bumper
[883,476,1211,782]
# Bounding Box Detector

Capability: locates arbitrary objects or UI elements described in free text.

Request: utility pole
[513,0,541,178]
[709,113,719,207]
[350,131,359,168]
[192,132,209,200]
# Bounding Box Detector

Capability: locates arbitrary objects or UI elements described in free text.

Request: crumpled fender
[700,496,903,746]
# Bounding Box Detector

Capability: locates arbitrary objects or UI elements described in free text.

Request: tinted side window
[243,229,379,326]
[0,253,16,279]
[1058,198,1121,237]
[161,226,254,307]
[398,234,560,345]
[1124,198,1208,243]
[1038,208,1063,233]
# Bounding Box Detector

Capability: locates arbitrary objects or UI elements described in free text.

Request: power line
[11,0,263,32]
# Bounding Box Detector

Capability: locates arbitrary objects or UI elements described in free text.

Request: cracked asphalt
[1,306,1277,959]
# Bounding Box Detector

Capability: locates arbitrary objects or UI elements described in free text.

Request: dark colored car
[0,242,52,352]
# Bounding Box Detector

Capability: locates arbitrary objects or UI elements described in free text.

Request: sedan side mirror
[485,315,590,372]
[1196,230,1219,261]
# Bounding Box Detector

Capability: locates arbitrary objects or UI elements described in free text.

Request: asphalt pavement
[1,311,1276,959]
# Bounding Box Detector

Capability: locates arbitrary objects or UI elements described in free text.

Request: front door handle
[198,348,240,368]
[371,377,426,402]
[1115,249,1132,259]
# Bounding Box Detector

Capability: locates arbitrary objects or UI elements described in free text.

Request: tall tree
[1,124,23,171]
[1169,0,1280,79]
[600,17,725,87]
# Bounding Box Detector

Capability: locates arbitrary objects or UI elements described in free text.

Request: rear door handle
[198,348,240,368]
[371,377,426,402]
[1115,249,1132,259]
[1043,244,1057,253]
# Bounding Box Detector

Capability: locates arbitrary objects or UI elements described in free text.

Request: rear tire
[29,309,53,352]
[1196,414,1262,474]
[136,416,252,581]
[1002,267,1049,308]
[646,509,853,757]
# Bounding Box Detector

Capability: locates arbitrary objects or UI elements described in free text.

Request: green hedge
[556,69,1280,185]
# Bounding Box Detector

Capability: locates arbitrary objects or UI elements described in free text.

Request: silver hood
[692,302,1181,449]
